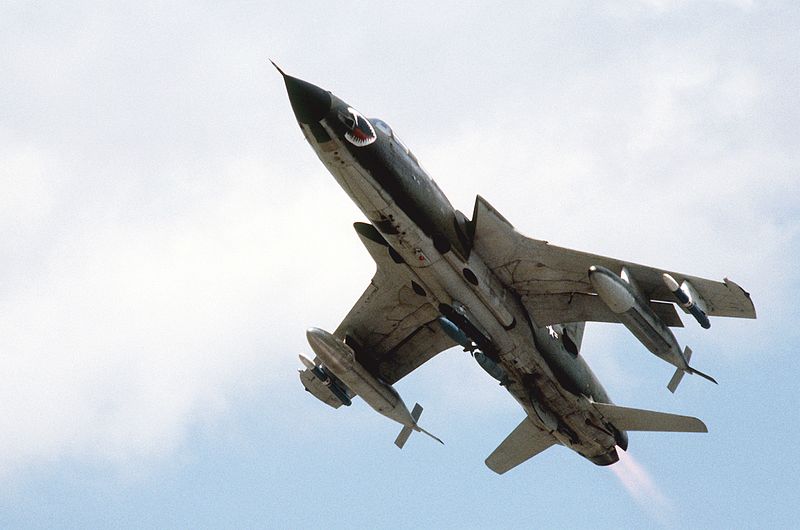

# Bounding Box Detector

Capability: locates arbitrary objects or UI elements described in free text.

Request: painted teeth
[343,107,377,147]
[345,131,375,147]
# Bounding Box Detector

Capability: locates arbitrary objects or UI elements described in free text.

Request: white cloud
[621,0,755,13]
[421,37,796,377]
[0,0,795,488]
[0,142,368,475]
[0,143,56,243]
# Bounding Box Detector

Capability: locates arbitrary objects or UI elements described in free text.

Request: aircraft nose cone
[280,74,332,124]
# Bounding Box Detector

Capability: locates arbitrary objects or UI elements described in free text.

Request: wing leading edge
[470,195,756,326]
[330,222,456,386]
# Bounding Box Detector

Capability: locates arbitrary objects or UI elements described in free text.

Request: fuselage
[282,71,627,465]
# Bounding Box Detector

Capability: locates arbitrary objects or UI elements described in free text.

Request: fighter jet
[276,64,756,473]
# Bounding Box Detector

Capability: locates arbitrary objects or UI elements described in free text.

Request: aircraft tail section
[485,417,556,474]
[592,402,708,433]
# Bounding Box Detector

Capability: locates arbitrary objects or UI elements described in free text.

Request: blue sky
[1,1,798,528]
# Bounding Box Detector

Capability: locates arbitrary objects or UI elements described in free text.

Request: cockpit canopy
[371,118,418,164]
[372,118,393,137]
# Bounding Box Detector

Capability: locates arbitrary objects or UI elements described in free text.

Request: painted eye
[341,107,376,147]
[341,113,356,129]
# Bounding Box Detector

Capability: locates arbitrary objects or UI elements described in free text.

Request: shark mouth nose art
[339,107,377,147]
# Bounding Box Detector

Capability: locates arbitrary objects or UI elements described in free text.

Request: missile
[437,316,475,352]
[305,327,442,446]
[474,350,508,385]
[298,353,352,406]
[298,354,315,370]
[437,316,507,384]
[588,265,716,392]
[662,273,711,329]
[661,272,680,292]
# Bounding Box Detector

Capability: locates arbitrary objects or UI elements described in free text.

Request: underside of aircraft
[277,64,756,473]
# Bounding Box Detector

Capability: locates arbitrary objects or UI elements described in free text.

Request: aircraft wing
[471,195,756,326]
[330,222,457,385]
[485,417,556,474]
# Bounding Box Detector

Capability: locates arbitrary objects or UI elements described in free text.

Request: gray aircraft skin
[277,65,757,473]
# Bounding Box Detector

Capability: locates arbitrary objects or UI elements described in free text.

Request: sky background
[1,1,798,528]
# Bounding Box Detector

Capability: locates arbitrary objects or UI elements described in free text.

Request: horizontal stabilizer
[485,418,556,474]
[593,402,707,433]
